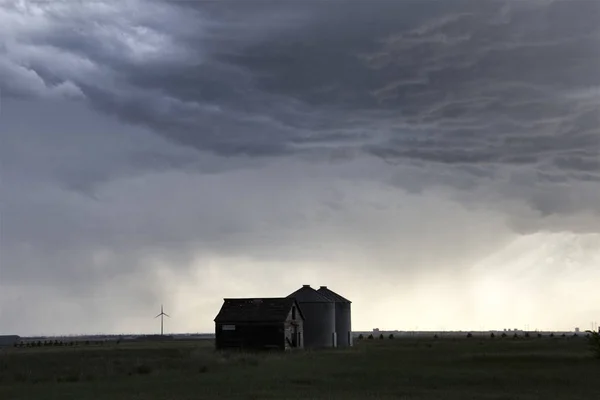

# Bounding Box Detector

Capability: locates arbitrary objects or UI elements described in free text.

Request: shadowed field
[1,336,598,400]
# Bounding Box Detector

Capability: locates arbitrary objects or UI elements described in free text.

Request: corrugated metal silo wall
[335,302,352,347]
[298,301,336,348]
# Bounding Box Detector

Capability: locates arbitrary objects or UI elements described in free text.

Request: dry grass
[0,335,599,399]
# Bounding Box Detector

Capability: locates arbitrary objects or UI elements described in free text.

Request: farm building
[287,285,336,349]
[0,335,20,347]
[214,297,304,351]
[317,286,353,347]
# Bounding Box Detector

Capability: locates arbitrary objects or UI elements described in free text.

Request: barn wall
[215,323,285,350]
[281,303,304,350]
[284,320,304,350]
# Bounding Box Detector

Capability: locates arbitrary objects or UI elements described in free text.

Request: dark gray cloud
[4,0,597,201]
[4,1,597,163]
[1,0,599,335]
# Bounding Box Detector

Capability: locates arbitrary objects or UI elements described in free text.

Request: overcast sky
[1,0,599,336]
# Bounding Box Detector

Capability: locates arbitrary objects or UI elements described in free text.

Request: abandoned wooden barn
[214,297,305,351]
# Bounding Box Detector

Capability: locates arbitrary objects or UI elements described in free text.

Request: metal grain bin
[287,285,336,348]
[317,286,352,347]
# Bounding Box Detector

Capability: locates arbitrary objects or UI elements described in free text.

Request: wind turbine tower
[154,304,170,336]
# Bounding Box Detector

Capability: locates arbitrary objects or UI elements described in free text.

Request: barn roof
[317,286,351,303]
[214,297,304,323]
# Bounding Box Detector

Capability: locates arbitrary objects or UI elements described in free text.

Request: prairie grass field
[1,335,598,400]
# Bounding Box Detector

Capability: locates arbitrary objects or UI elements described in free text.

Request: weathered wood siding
[215,322,285,350]
[283,304,304,350]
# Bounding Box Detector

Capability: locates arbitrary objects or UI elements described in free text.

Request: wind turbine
[154,304,170,336]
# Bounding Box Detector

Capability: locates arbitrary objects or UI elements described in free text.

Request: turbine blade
[155,314,161,318]
[164,313,170,318]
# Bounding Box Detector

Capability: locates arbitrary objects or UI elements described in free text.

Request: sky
[0,0,599,336]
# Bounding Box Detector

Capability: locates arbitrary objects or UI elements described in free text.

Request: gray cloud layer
[1,0,599,335]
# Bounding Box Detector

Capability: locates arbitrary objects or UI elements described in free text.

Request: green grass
[1,336,598,400]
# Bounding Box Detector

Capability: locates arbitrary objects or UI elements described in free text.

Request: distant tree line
[355,331,592,341]
[356,333,396,340]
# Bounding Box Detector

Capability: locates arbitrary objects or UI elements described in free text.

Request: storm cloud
[1,0,599,335]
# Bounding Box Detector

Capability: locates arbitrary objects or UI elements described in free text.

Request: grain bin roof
[317,286,351,303]
[287,285,334,303]
[214,297,304,323]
